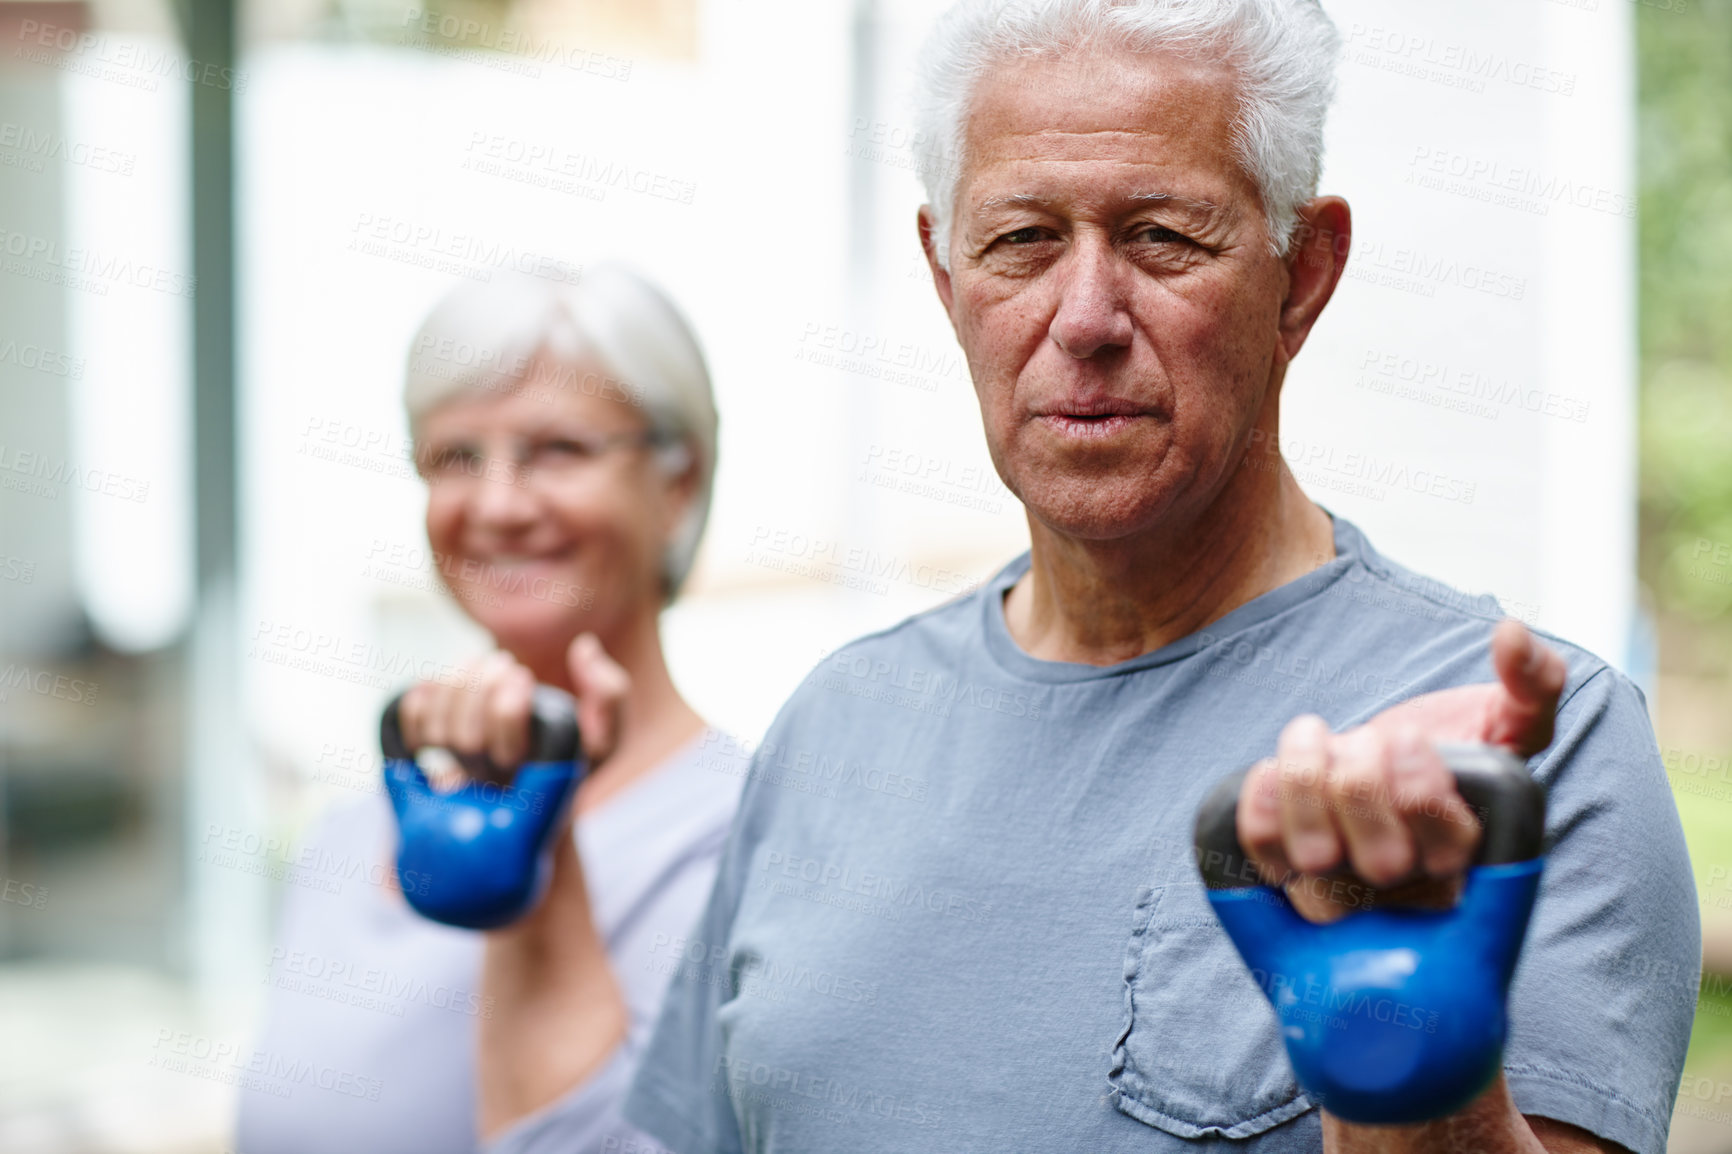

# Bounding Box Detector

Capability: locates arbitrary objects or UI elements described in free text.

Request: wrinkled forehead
[956,46,1258,216]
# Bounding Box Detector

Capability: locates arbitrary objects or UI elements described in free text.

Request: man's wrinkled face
[933,48,1292,541]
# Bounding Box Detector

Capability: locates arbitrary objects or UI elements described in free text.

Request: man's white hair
[403,265,717,602]
[913,0,1341,266]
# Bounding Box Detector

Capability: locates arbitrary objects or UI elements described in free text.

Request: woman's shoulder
[581,727,746,856]
[573,728,745,947]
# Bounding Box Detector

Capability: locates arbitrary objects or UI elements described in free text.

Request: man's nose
[1048,244,1135,360]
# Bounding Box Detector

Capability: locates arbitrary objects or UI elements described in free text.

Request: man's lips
[1036,413,1144,439]
[1032,400,1157,439]
[1035,398,1152,418]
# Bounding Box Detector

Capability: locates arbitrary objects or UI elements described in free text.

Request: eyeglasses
[416,429,665,489]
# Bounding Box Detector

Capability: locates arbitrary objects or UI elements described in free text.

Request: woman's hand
[396,632,629,787]
[395,633,635,1140]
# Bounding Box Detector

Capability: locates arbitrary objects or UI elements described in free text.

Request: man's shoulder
[757,558,1013,739]
[1336,530,1625,708]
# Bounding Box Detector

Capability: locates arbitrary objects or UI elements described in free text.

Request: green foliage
[1638,0,1732,628]
[1638,1,1732,1086]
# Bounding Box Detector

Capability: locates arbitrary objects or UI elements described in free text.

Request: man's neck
[1003,462,1334,666]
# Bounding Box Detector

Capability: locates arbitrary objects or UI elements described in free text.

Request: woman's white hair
[403,264,718,601]
[913,0,1341,266]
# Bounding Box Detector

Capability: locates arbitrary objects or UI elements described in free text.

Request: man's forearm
[1322,1076,1551,1154]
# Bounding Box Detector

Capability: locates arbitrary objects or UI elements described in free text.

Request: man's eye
[999,227,1044,245]
[1138,225,1190,245]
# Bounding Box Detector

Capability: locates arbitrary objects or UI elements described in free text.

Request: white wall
[235,0,1639,836]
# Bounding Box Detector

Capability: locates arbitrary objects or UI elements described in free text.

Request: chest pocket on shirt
[1109,882,1315,1140]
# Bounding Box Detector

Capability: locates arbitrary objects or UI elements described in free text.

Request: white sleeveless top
[235,728,747,1154]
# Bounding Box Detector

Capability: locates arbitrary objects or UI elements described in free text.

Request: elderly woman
[236,266,742,1154]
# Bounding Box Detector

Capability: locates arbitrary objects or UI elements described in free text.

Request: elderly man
[621,1,1697,1152]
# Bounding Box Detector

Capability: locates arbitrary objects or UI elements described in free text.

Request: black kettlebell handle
[1195,742,1546,891]
[380,684,583,784]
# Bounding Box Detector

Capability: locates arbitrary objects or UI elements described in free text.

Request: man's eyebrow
[973,191,1226,216]
[974,192,1054,213]
[1126,191,1226,216]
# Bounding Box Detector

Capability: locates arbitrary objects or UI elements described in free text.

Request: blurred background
[0,0,1725,1149]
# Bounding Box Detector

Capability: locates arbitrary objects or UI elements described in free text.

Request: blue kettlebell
[381,685,586,930]
[1193,742,1547,1125]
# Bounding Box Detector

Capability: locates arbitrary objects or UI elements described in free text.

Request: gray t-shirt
[235,727,745,1154]
[623,515,1698,1154]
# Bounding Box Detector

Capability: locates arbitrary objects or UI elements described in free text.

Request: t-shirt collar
[979,510,1365,684]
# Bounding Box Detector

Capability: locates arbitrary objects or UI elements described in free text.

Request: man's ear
[1277,196,1352,366]
[918,206,958,325]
